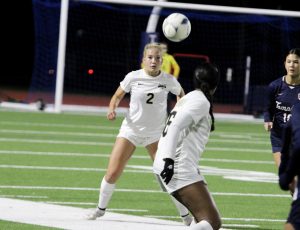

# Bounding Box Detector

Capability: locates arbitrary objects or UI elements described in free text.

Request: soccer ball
[162,13,191,42]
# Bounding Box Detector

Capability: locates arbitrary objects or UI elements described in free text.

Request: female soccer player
[87,43,193,225]
[264,48,300,168]
[153,62,222,230]
[279,102,300,230]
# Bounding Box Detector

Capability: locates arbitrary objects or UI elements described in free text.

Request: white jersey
[153,90,211,192]
[120,69,182,137]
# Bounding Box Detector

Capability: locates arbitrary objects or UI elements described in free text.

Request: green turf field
[0,109,292,229]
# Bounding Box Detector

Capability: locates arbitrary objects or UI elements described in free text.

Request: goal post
[55,0,69,113]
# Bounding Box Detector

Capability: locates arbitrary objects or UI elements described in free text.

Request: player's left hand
[160,158,174,185]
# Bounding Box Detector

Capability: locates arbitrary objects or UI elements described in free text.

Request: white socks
[170,196,190,217]
[190,220,213,230]
[98,177,115,209]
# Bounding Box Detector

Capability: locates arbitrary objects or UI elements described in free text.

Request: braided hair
[193,62,220,131]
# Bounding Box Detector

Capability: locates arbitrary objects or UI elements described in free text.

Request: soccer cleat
[181,213,193,226]
[86,207,106,220]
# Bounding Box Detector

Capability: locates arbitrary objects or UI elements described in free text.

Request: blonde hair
[143,42,162,57]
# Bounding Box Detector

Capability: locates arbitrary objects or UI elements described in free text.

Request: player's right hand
[107,111,116,120]
[160,158,174,185]
[264,122,273,131]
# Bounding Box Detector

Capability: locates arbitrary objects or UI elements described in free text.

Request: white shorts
[154,172,205,194]
[117,122,160,147]
[153,158,206,194]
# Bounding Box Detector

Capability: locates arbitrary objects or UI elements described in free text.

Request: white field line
[147,215,285,223]
[0,137,269,146]
[0,128,268,139]
[45,202,149,213]
[0,195,48,199]
[201,158,273,164]
[212,133,268,138]
[206,147,270,153]
[208,139,268,144]
[0,120,260,133]
[0,121,119,130]
[0,163,280,183]
[0,138,111,146]
[0,198,185,230]
[1,120,267,138]
[0,185,159,193]
[0,150,273,163]
[222,217,285,222]
[221,224,259,228]
[0,129,116,137]
[47,203,149,213]
[0,165,148,173]
[0,185,290,198]
[0,146,271,154]
[1,122,269,141]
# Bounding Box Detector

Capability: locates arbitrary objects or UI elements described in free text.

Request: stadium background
[1,0,300,115]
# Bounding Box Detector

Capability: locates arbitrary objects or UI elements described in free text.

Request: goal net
[24,0,300,113]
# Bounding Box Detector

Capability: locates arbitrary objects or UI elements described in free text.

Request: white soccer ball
[162,13,191,42]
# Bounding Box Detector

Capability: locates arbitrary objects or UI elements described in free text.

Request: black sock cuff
[181,213,189,218]
[97,207,106,211]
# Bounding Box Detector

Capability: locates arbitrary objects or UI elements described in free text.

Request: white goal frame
[53,0,300,113]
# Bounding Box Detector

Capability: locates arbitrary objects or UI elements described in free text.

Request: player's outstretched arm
[107,86,126,120]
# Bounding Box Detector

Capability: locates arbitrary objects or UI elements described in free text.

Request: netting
[30,0,300,113]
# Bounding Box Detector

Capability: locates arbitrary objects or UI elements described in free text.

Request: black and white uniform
[117,69,182,147]
[153,90,211,193]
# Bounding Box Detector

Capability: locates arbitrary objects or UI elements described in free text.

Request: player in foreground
[264,48,300,168]
[87,43,193,225]
[279,102,300,230]
[153,62,222,229]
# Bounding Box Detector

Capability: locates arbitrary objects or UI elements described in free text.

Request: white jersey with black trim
[153,90,211,178]
[120,69,182,137]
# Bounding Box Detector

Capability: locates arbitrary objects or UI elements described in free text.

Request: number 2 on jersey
[146,93,154,104]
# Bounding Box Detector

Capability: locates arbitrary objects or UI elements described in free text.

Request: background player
[87,43,193,226]
[160,41,180,79]
[264,48,300,167]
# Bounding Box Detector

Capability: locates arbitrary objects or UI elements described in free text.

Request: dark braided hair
[193,62,220,131]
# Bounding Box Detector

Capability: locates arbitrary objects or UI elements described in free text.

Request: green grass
[0,110,291,229]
